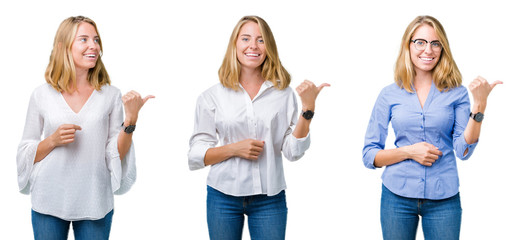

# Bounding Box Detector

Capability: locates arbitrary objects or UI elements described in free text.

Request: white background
[1,0,517,239]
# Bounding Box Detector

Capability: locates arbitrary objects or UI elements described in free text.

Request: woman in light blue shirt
[362,15,501,240]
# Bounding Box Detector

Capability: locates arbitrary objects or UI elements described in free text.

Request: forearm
[34,137,56,163]
[118,118,135,160]
[373,147,410,168]
[292,115,311,138]
[464,103,486,145]
[204,144,235,166]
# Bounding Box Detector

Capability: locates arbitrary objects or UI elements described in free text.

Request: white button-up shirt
[188,81,310,196]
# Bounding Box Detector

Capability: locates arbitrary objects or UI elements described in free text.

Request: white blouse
[17,84,136,221]
[188,81,310,197]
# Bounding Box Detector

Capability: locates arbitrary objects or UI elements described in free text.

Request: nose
[248,40,258,50]
[88,39,98,50]
[423,43,433,54]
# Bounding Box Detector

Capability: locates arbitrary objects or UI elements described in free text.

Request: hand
[122,90,155,125]
[230,139,265,160]
[404,142,442,167]
[469,76,502,109]
[50,124,82,147]
[295,80,330,111]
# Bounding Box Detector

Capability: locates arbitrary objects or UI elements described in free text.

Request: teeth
[420,57,433,61]
[246,53,259,57]
[85,54,96,58]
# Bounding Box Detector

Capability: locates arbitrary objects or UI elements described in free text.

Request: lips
[84,53,97,59]
[245,53,260,57]
[419,56,435,63]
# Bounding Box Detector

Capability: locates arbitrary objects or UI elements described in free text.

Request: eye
[257,39,264,43]
[242,37,249,42]
[80,38,87,42]
[415,40,426,46]
[431,41,441,48]
[94,38,100,43]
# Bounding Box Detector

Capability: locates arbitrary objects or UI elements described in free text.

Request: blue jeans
[380,184,462,240]
[206,186,287,240]
[32,209,113,240]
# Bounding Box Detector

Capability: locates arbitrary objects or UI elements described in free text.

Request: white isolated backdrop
[0,0,517,239]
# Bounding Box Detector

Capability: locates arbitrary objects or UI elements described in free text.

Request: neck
[74,68,92,91]
[239,66,264,86]
[413,69,433,88]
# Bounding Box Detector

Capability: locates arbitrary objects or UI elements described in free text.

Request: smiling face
[71,22,100,72]
[409,24,442,75]
[235,21,267,71]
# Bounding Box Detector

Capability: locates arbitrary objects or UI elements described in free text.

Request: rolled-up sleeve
[282,92,311,161]
[105,91,136,195]
[453,87,478,160]
[362,88,390,169]
[188,94,218,170]
[16,91,43,194]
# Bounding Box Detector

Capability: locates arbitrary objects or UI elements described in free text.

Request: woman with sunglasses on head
[188,15,329,240]
[17,16,153,240]
[362,15,501,240]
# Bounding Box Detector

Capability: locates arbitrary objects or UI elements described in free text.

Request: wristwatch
[301,110,314,120]
[469,112,484,122]
[121,122,136,134]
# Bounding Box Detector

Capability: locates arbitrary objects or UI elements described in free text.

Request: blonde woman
[188,16,329,240]
[363,16,501,239]
[17,16,153,240]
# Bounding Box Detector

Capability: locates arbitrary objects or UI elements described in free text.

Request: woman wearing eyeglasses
[362,15,501,239]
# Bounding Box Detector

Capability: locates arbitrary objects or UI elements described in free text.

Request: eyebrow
[76,35,99,38]
[239,34,262,38]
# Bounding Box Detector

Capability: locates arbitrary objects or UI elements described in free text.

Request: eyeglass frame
[410,39,442,51]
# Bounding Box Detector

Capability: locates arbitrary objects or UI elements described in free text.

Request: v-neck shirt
[363,83,478,200]
[188,81,310,196]
[17,84,136,220]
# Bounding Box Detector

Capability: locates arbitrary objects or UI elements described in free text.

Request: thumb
[489,80,503,90]
[317,83,331,93]
[142,95,155,104]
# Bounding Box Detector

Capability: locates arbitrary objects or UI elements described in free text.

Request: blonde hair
[218,16,290,90]
[394,15,461,92]
[45,16,110,93]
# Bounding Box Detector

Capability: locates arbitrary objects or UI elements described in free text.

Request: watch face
[475,113,484,122]
[302,110,314,120]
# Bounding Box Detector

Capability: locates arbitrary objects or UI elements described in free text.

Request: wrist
[301,102,315,112]
[124,117,138,126]
[472,103,486,114]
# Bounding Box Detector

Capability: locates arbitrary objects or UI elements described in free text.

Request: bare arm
[34,124,82,163]
[373,143,442,167]
[292,80,330,138]
[117,91,154,160]
[462,76,502,154]
[204,139,264,166]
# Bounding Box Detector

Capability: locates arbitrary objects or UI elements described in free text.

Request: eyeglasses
[410,39,442,51]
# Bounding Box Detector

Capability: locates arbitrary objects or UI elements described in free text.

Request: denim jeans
[206,186,287,240]
[380,184,462,240]
[31,209,113,240]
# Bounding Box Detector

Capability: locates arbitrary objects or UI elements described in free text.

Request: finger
[142,95,155,104]
[251,140,264,147]
[489,80,503,90]
[251,146,263,153]
[61,124,82,130]
[317,83,331,92]
[61,129,77,135]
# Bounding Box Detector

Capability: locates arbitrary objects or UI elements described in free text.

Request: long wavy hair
[45,16,110,93]
[394,15,461,92]
[218,16,290,90]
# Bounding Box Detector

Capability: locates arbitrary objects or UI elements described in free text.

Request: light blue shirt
[363,83,478,200]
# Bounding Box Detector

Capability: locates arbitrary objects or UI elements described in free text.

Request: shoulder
[99,84,121,96]
[31,83,58,99]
